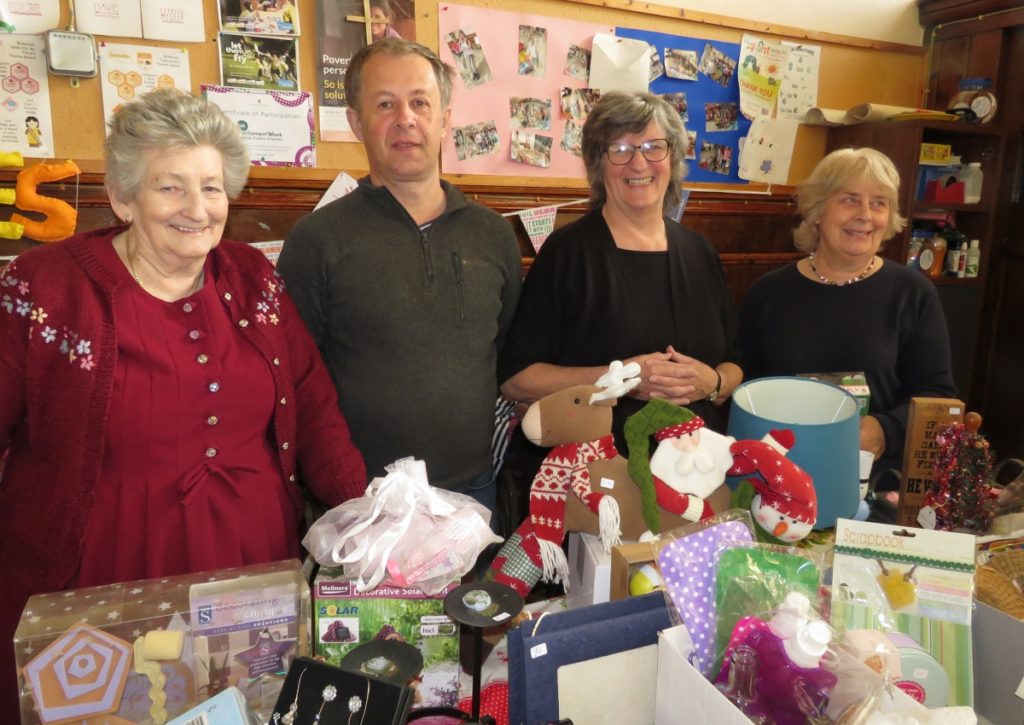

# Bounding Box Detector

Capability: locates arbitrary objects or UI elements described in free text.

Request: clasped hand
[626,345,715,405]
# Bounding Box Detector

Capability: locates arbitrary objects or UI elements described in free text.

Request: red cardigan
[0,227,366,710]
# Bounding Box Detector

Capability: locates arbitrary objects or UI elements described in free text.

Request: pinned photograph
[564,44,590,82]
[220,33,299,91]
[660,91,688,123]
[648,42,664,82]
[665,48,698,81]
[699,140,733,175]
[685,130,697,160]
[518,25,547,77]
[561,119,583,156]
[452,120,500,161]
[699,43,738,87]
[511,131,553,168]
[446,27,492,89]
[705,101,738,131]
[510,96,552,131]
[559,87,600,121]
[220,0,300,35]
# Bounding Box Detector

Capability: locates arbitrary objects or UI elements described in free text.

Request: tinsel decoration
[924,412,998,532]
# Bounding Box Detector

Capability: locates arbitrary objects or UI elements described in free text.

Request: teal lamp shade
[728,377,860,529]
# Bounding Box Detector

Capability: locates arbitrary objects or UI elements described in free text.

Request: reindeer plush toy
[489,363,735,597]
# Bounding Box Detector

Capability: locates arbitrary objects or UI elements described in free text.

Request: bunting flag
[518,204,558,253]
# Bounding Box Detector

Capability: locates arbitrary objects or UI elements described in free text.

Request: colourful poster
[316,0,415,142]
[0,35,54,158]
[97,43,191,124]
[738,34,789,120]
[219,32,299,92]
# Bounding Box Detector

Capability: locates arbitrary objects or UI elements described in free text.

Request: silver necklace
[808,253,874,286]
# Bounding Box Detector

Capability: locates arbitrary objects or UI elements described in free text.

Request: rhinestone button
[188,329,201,341]
[279,397,287,405]
[205,447,218,458]
[289,474,296,482]
[281,442,289,450]
[197,354,209,365]
[209,381,221,393]
[272,357,281,366]
[207,415,219,426]
[223,292,232,301]
[238,319,249,328]
[182,302,194,313]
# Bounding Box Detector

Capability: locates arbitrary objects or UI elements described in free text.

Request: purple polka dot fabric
[658,520,753,676]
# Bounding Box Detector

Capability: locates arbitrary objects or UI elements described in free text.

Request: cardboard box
[898,397,965,526]
[655,625,750,724]
[797,371,870,416]
[15,560,308,725]
[610,540,662,601]
[312,570,459,708]
[567,532,611,609]
[973,601,1024,724]
[919,142,952,165]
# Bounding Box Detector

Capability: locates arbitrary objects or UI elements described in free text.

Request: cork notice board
[37,0,925,188]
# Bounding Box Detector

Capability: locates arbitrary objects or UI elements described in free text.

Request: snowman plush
[728,429,817,543]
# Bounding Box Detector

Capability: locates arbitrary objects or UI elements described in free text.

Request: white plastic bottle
[956,241,968,278]
[965,239,981,278]
[961,162,984,204]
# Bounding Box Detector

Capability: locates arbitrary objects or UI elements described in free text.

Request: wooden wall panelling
[0,171,800,311]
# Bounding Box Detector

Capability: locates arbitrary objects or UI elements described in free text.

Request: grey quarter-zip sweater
[279,177,522,489]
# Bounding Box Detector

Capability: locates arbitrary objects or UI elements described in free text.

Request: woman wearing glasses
[499,91,741,446]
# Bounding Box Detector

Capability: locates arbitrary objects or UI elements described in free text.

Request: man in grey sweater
[278,39,521,513]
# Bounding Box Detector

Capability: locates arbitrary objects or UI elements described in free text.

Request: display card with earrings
[270,657,414,725]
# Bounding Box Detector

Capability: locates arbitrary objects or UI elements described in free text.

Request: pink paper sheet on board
[438,3,612,178]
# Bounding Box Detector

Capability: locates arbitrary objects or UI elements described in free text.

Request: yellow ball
[629,564,664,597]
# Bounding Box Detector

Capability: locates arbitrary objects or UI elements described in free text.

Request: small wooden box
[897,397,965,527]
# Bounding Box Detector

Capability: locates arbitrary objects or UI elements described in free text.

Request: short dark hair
[581,91,688,211]
[343,38,455,114]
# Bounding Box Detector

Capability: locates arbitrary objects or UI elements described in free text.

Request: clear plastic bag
[302,458,502,594]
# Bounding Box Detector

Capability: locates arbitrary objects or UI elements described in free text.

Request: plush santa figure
[626,399,734,534]
[729,429,817,543]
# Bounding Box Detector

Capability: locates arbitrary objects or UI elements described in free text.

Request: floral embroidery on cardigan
[255,272,284,326]
[2,266,95,371]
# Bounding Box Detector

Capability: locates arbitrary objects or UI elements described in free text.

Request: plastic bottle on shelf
[959,162,983,204]
[907,230,928,269]
[944,241,962,276]
[956,241,968,278]
[919,234,947,278]
[965,239,981,278]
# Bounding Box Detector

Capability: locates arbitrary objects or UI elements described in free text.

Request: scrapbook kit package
[831,519,976,707]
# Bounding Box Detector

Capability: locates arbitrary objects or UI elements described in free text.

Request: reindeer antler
[590,360,642,404]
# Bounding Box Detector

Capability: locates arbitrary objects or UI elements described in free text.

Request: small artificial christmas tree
[924,412,998,532]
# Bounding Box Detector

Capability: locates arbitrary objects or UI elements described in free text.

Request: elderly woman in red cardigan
[0,88,366,712]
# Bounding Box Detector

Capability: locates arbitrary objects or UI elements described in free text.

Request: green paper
[713,545,821,674]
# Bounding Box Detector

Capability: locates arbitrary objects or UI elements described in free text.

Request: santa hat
[654,416,705,441]
[763,429,795,454]
[624,399,698,534]
[730,435,817,525]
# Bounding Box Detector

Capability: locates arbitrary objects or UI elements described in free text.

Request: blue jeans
[454,466,498,532]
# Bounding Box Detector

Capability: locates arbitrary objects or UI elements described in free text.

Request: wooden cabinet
[827,121,1006,403]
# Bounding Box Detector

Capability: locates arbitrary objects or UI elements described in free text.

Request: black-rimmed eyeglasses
[605,139,670,165]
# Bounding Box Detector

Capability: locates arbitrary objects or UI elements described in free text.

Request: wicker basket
[976,550,1024,620]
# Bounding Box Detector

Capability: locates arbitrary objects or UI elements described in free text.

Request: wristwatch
[706,369,722,402]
